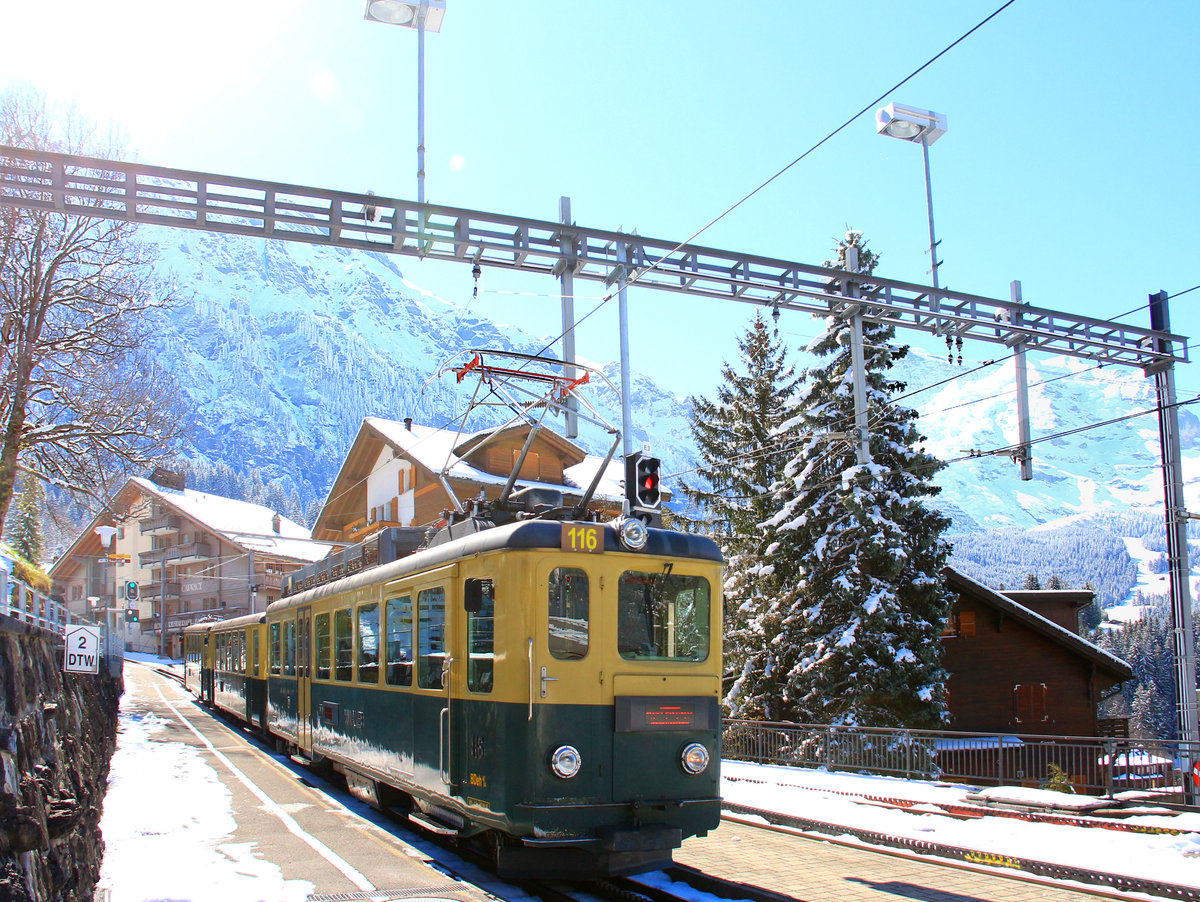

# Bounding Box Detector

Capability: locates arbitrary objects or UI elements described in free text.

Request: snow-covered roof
[945,567,1133,679]
[128,477,332,563]
[365,417,624,502]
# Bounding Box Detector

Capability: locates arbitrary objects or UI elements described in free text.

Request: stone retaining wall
[0,615,122,901]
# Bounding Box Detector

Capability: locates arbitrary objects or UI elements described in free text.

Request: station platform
[677,818,1124,902]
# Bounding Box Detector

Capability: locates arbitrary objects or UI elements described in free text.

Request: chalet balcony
[139,543,213,567]
[140,581,181,601]
[253,572,283,592]
[139,514,182,535]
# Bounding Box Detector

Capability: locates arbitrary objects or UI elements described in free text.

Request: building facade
[50,469,333,657]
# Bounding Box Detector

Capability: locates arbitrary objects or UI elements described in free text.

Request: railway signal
[625,453,662,524]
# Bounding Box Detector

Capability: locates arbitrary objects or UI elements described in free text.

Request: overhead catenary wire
[525,0,1020,363]
[685,394,1200,512]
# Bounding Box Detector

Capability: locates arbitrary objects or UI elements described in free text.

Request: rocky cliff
[0,616,122,901]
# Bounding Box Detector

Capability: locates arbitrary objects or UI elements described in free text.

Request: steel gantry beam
[1,143,1196,755]
[0,144,1188,372]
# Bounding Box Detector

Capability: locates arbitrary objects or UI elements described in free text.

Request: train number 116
[562,523,603,554]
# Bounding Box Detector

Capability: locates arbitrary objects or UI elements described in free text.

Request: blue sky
[2,0,1197,399]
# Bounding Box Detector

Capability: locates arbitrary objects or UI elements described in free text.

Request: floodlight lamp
[875,102,947,146]
[363,0,446,32]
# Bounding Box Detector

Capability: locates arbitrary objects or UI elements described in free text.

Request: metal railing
[1,571,80,633]
[1,568,123,671]
[723,719,1200,804]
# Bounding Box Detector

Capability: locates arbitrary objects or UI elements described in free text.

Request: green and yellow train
[184,516,723,877]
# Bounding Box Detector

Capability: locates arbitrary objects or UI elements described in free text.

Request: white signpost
[64,624,101,675]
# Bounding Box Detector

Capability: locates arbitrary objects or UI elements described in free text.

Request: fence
[723,719,1200,804]
[1,565,122,668]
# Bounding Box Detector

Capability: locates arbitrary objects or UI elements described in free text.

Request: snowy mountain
[137,227,1198,606]
[139,227,695,503]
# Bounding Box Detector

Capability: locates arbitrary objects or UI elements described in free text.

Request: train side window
[467,579,495,693]
[358,602,380,684]
[618,571,711,662]
[283,620,296,677]
[253,630,261,677]
[315,613,331,680]
[269,623,281,675]
[418,587,446,690]
[334,607,353,681]
[549,567,589,660]
[386,595,413,687]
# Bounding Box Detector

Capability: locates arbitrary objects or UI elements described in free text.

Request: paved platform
[676,819,1121,901]
[100,660,503,902]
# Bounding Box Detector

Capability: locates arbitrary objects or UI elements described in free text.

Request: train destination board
[615,696,718,732]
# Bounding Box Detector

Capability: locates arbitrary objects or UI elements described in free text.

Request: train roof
[182,612,267,633]
[269,518,722,613]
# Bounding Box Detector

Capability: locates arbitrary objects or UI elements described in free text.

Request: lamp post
[876,102,947,290]
[94,525,118,653]
[363,0,447,206]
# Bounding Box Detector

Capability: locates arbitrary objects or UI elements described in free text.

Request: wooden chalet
[311,417,629,545]
[942,567,1132,737]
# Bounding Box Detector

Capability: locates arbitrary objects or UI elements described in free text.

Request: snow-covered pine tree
[680,312,802,715]
[6,473,45,565]
[753,230,953,728]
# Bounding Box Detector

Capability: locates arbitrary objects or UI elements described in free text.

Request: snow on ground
[99,655,1200,898]
[721,760,1200,887]
[97,654,313,902]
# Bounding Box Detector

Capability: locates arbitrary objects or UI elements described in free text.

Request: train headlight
[681,742,710,775]
[550,745,582,779]
[616,516,648,551]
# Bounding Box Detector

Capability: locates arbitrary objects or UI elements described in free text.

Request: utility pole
[1149,291,1198,776]
[1011,280,1033,480]
[845,246,871,466]
[558,196,579,438]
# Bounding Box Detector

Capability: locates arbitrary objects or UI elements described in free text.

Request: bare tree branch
[0,85,187,541]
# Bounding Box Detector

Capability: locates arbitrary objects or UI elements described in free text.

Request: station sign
[63,625,101,674]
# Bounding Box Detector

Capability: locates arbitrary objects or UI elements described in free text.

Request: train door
[450,577,495,798]
[297,606,313,752]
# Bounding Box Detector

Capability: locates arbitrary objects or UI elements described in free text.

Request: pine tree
[736,230,953,728]
[1022,572,1042,590]
[6,473,45,565]
[1130,680,1164,741]
[680,312,802,711]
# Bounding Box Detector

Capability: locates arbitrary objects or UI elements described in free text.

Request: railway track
[725,773,1189,835]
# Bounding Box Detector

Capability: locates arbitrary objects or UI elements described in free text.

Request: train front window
[358,602,380,684]
[418,587,446,690]
[617,570,711,662]
[549,567,589,660]
[315,613,331,680]
[386,595,413,687]
[467,580,494,693]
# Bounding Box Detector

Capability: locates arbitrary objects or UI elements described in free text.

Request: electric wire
[524,0,1020,363]
[684,394,1200,512]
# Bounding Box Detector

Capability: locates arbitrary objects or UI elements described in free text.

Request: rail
[723,719,1200,805]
